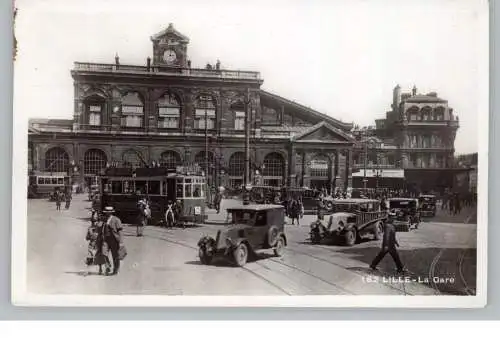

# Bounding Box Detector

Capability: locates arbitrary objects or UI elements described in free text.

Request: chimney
[147,57,151,71]
[412,85,417,96]
[115,53,120,69]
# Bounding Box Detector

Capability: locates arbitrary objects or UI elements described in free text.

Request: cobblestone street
[27,194,476,296]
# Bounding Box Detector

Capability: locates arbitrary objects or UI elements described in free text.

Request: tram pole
[363,128,368,191]
[244,88,251,188]
[204,97,209,187]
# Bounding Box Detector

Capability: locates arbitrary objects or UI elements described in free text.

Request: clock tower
[150,23,189,67]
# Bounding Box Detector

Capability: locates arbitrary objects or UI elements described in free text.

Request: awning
[352,169,405,178]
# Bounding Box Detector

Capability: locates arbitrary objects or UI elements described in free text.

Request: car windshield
[390,201,414,209]
[420,197,435,203]
[226,210,256,225]
[333,203,358,213]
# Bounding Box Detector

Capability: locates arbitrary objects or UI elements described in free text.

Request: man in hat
[102,206,124,275]
[137,199,148,237]
[370,212,405,273]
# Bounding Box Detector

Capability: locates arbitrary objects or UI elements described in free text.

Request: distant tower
[412,85,417,96]
[392,84,401,110]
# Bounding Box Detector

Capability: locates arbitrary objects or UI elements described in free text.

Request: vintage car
[282,187,334,214]
[309,199,387,246]
[197,205,287,267]
[418,194,437,217]
[250,186,281,204]
[387,198,420,232]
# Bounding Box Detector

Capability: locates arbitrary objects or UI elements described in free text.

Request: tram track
[143,227,355,295]
[284,245,414,295]
[138,230,292,295]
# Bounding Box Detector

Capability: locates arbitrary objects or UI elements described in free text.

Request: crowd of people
[52,188,72,211]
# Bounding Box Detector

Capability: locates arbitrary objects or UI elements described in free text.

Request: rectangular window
[195,109,216,130]
[158,107,180,129]
[234,111,245,130]
[148,181,161,195]
[121,116,142,127]
[89,113,101,126]
[111,181,122,193]
[185,183,192,198]
[89,105,102,112]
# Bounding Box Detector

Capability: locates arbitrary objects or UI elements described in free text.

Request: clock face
[163,49,177,64]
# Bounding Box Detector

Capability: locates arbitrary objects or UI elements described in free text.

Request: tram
[28,171,70,199]
[98,165,207,224]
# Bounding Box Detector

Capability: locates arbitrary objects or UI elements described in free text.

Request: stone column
[346,149,352,189]
[288,144,296,187]
[146,90,157,133]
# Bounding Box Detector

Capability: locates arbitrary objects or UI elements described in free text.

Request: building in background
[352,85,463,194]
[28,24,355,192]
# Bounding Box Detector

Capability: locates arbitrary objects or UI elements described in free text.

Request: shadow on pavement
[336,246,477,295]
[64,271,104,277]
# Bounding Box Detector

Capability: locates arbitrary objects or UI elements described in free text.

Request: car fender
[280,233,288,246]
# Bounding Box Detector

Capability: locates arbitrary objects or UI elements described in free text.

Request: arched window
[84,149,107,175]
[263,152,284,186]
[121,92,144,128]
[158,92,181,129]
[195,151,215,177]
[44,147,69,172]
[231,101,245,131]
[421,106,432,121]
[194,95,216,130]
[228,152,245,188]
[122,149,142,168]
[434,106,445,121]
[159,150,181,170]
[407,106,419,121]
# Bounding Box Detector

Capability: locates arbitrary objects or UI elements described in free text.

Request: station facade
[28,24,355,192]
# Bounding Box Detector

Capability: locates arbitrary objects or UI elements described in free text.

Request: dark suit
[370,222,404,271]
[103,215,123,274]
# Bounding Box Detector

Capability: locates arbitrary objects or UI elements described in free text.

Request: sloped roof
[151,23,189,42]
[404,94,447,103]
[259,90,353,131]
[291,121,355,142]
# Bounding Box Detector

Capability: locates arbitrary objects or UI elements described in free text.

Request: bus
[28,171,70,199]
[98,166,207,224]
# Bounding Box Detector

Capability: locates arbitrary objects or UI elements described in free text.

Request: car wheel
[233,243,249,267]
[345,228,357,246]
[199,247,213,265]
[373,222,383,240]
[267,226,279,247]
[273,236,285,257]
[310,229,321,244]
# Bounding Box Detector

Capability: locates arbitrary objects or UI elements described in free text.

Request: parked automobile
[197,205,287,267]
[418,194,437,217]
[309,199,387,246]
[387,198,420,232]
[282,187,333,214]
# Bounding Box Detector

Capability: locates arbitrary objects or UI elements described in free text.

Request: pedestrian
[55,190,62,211]
[85,218,106,275]
[370,213,405,273]
[214,188,222,214]
[274,192,281,205]
[65,189,72,209]
[174,199,183,228]
[137,199,149,236]
[165,201,175,228]
[289,198,301,226]
[101,206,125,275]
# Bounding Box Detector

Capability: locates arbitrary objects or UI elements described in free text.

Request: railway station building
[28,24,356,192]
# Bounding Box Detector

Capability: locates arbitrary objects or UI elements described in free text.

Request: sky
[13,0,488,155]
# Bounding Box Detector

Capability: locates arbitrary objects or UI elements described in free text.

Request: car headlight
[225,238,233,247]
